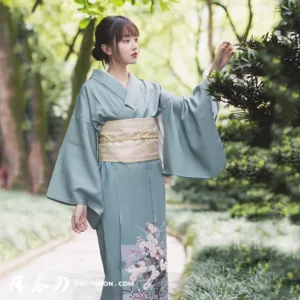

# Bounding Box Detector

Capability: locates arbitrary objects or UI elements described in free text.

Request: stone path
[0,225,185,299]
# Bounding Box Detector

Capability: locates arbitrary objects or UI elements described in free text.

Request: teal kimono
[46,69,226,300]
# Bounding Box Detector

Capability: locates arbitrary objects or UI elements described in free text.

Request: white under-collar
[103,70,114,78]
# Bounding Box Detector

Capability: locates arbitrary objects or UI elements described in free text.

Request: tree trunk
[0,3,22,189]
[21,21,47,194]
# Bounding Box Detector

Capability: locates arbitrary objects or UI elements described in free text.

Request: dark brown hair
[91,15,139,68]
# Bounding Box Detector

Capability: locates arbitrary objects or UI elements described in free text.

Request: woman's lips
[131,53,138,57]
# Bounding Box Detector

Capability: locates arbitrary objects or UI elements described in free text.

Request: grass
[166,209,300,299]
[0,189,74,265]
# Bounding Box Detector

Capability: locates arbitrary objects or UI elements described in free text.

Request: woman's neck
[106,66,130,88]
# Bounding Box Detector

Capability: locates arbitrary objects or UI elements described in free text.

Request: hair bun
[91,47,102,61]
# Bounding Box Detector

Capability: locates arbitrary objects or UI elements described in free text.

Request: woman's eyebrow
[122,34,138,38]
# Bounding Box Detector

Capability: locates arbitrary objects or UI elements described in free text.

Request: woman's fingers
[221,41,231,45]
[71,211,88,233]
[220,41,231,48]
[79,216,88,231]
[219,41,233,50]
[71,205,89,233]
[223,44,235,56]
[212,41,235,70]
[79,220,88,231]
[219,43,229,50]
[71,215,81,234]
[76,217,87,232]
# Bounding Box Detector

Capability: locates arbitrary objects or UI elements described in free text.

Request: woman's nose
[132,40,138,48]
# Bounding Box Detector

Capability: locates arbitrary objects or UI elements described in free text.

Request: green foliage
[276,0,300,33]
[73,0,179,29]
[172,116,300,222]
[0,0,10,5]
[207,30,300,128]
[207,70,273,128]
[273,127,300,165]
[167,210,300,299]
[172,0,300,222]
[0,189,73,265]
[175,244,300,299]
[217,114,258,145]
[205,1,300,129]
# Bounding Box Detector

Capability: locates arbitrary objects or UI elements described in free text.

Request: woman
[46,15,234,300]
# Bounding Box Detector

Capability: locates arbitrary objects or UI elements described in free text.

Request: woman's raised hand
[210,41,236,72]
[71,204,88,233]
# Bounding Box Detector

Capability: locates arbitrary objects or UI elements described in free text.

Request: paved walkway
[0,225,185,299]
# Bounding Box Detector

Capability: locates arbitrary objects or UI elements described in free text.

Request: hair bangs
[122,23,139,38]
[113,19,139,44]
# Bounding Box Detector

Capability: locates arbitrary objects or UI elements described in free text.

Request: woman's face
[116,33,139,65]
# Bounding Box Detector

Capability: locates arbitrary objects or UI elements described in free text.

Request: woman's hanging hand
[164,175,175,188]
[210,41,236,73]
[71,204,88,233]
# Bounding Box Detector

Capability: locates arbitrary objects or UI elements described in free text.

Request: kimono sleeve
[46,86,104,221]
[158,78,227,178]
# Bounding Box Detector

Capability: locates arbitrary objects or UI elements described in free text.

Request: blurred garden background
[0,0,300,299]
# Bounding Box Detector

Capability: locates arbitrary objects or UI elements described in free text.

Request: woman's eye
[123,38,138,43]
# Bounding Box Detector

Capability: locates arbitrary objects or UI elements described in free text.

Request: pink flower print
[122,221,168,299]
[127,265,140,277]
[150,269,160,280]
[139,241,147,249]
[134,268,139,275]
[146,241,155,251]
[138,261,146,267]
[130,274,137,283]
[148,223,158,233]
[160,258,167,271]
[146,234,153,241]
[136,261,148,274]
[150,250,157,258]
[147,278,153,286]
[143,281,152,290]
[148,243,156,253]
[147,235,158,244]
[149,265,156,272]
[157,247,164,256]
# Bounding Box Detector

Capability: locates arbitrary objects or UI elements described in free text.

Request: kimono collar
[89,69,140,110]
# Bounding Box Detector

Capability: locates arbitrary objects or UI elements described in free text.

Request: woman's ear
[101,44,112,56]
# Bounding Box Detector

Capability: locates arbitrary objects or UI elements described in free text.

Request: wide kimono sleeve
[157,78,227,178]
[46,85,104,225]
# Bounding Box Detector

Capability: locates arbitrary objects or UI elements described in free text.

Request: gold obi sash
[98,117,160,163]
